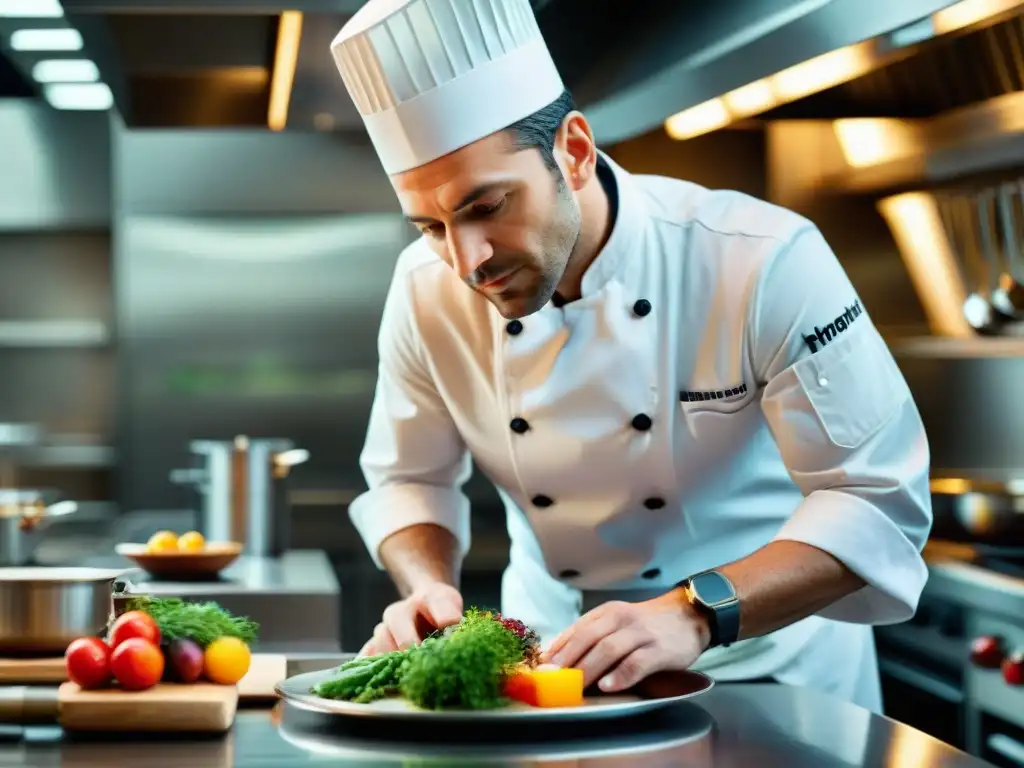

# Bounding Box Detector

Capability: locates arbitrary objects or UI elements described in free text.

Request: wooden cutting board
[0,654,287,698]
[57,682,238,733]
[236,654,287,701]
[0,657,66,684]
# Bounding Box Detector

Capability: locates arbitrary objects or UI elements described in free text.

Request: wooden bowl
[115,541,243,580]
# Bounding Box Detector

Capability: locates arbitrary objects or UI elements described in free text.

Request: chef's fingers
[383,602,423,650]
[573,629,647,689]
[421,586,464,630]
[362,622,399,656]
[546,605,626,668]
[599,645,661,693]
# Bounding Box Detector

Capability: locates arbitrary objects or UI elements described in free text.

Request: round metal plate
[276,698,716,762]
[275,665,715,724]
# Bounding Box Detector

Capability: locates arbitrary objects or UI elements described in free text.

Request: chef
[330,0,933,712]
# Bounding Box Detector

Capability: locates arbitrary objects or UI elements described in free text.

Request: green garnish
[312,608,536,711]
[125,596,259,647]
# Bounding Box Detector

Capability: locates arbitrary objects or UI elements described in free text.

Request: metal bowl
[0,567,124,654]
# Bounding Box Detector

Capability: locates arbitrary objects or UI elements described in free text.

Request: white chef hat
[330,0,565,175]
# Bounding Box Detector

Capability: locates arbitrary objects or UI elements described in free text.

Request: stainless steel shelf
[0,320,109,348]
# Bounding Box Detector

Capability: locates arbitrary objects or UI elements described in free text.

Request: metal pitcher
[170,436,309,557]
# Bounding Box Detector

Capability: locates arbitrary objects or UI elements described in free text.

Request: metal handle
[0,686,59,725]
[272,448,309,479]
[169,468,208,485]
[988,734,1024,767]
[877,658,964,704]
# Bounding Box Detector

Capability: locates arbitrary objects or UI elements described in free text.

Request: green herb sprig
[125,596,259,647]
[312,607,532,710]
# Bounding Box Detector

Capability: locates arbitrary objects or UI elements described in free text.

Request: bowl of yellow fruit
[115,531,242,580]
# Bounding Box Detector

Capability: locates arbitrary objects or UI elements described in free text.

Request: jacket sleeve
[750,224,933,625]
[348,267,473,569]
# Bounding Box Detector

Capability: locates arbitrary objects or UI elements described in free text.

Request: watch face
[692,572,736,607]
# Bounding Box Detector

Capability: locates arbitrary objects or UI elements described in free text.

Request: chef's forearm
[378,523,462,597]
[715,540,866,641]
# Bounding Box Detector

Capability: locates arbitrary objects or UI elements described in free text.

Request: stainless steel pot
[930,478,1024,546]
[0,567,123,654]
[170,436,309,557]
[0,490,78,567]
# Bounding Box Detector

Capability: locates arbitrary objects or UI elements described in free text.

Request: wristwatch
[679,570,740,649]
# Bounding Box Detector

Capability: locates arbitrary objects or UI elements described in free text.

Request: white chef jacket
[349,152,933,714]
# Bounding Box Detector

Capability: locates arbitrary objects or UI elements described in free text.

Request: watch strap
[682,571,740,649]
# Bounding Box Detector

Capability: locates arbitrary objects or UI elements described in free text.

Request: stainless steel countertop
[0,682,992,766]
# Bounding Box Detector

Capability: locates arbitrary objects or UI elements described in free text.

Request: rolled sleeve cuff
[348,483,471,569]
[772,488,929,625]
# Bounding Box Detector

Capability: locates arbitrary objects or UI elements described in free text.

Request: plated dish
[275,609,715,723]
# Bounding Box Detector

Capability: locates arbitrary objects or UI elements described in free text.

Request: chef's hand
[359,582,464,656]
[542,590,711,693]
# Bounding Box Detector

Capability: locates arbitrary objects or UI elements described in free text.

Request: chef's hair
[506,89,577,175]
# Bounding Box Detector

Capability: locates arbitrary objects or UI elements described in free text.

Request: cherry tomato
[110,637,164,691]
[109,610,160,649]
[65,637,112,689]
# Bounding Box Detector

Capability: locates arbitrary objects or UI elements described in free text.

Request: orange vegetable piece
[504,667,584,708]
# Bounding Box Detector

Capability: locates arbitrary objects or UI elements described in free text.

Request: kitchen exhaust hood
[579,0,971,144]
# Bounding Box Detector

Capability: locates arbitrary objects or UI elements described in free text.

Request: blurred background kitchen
[3,0,1024,761]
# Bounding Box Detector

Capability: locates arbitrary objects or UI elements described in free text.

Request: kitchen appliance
[169,437,309,558]
[0,567,122,654]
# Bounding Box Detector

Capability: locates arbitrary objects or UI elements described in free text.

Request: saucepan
[0,489,79,567]
[930,478,1024,547]
[0,567,127,654]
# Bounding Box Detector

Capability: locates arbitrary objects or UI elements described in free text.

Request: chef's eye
[421,223,445,238]
[472,198,506,218]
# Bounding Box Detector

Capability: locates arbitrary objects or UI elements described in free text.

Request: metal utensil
[993,183,1024,318]
[942,194,997,333]
[973,190,1019,332]
[0,567,123,653]
[0,490,78,567]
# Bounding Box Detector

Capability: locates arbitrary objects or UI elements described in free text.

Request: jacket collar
[578,151,645,298]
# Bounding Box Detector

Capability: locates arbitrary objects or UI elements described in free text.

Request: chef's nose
[447,227,492,280]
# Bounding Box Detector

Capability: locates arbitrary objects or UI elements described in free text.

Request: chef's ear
[559,112,597,192]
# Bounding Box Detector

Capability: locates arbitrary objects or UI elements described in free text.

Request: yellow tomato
[177,531,205,552]
[146,530,179,553]
[203,637,251,685]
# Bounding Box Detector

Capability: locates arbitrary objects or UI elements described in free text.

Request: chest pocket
[792,327,909,450]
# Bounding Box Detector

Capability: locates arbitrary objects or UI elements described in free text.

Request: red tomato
[110,637,164,691]
[109,611,160,649]
[65,637,112,689]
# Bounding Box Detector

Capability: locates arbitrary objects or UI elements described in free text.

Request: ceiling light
[664,99,731,141]
[933,0,1023,34]
[44,82,113,111]
[10,28,82,51]
[32,59,99,83]
[0,0,63,17]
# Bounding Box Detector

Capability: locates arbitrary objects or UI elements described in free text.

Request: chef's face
[392,125,586,319]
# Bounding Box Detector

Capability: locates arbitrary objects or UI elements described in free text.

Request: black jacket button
[633,299,652,317]
[510,417,530,434]
[631,414,653,432]
[641,568,661,580]
[532,495,554,508]
[644,497,666,510]
[506,320,523,336]
[559,569,581,579]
